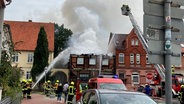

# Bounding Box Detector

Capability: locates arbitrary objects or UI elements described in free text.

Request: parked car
[77,89,157,104]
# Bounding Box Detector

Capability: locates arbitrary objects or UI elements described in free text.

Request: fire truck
[76,75,127,102]
[121,4,181,97]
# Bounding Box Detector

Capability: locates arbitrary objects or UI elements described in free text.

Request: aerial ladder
[121,4,181,97]
[121,4,165,81]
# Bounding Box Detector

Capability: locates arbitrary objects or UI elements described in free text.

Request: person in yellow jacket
[21,79,27,98]
[67,81,75,104]
[53,80,59,95]
[26,79,32,99]
[45,80,52,96]
[178,85,184,104]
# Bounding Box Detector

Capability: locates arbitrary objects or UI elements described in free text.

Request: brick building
[108,29,156,90]
[68,54,115,85]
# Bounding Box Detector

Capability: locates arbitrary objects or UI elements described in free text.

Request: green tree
[0,32,21,98]
[31,26,49,82]
[54,24,72,57]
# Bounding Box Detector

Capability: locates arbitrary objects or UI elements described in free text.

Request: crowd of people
[21,78,77,104]
[42,80,75,104]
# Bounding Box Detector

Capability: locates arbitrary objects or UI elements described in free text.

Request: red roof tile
[4,20,54,52]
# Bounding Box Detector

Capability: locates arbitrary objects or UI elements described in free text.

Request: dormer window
[77,57,84,65]
[89,58,96,65]
[131,38,138,46]
[102,58,109,65]
[131,39,134,45]
[135,39,138,45]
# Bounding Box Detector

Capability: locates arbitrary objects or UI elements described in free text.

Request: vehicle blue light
[113,75,118,79]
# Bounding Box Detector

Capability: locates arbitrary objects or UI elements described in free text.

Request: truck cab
[88,75,127,90]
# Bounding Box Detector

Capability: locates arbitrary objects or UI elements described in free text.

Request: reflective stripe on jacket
[68,86,74,95]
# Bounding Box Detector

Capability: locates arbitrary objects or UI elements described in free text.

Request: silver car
[77,89,157,104]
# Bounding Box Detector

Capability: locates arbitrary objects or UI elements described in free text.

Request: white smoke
[53,0,143,66]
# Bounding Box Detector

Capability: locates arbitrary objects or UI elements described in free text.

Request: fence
[0,93,22,104]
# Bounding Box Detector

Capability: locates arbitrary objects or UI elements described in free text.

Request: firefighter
[43,81,47,94]
[178,85,184,104]
[45,80,52,96]
[171,65,175,75]
[67,81,75,104]
[21,79,27,98]
[53,80,59,95]
[26,79,32,99]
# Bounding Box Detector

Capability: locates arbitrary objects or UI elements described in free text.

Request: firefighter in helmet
[21,79,27,98]
[53,80,59,95]
[45,80,52,96]
[26,79,32,99]
[67,81,75,104]
[179,85,184,104]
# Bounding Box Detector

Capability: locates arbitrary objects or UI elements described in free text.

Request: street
[21,93,65,104]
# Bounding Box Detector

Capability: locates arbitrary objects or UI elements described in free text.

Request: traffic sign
[144,14,184,43]
[148,40,181,65]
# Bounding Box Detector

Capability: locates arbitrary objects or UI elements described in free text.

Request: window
[26,71,31,79]
[102,58,108,65]
[12,53,18,63]
[77,57,84,65]
[136,54,140,64]
[27,53,33,63]
[80,73,90,81]
[130,53,134,64]
[131,39,134,45]
[89,58,96,65]
[119,53,124,63]
[132,72,139,84]
[135,39,138,45]
[119,73,125,79]
[146,54,149,64]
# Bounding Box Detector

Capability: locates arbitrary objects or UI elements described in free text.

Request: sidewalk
[21,93,65,104]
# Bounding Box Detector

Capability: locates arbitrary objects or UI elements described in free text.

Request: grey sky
[4,0,143,33]
[4,0,65,23]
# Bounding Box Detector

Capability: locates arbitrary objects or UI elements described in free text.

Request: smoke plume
[53,0,143,67]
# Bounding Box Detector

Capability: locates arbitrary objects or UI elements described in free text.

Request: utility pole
[164,0,172,103]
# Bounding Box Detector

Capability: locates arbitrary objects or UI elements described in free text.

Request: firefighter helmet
[71,81,74,85]
[22,79,27,82]
[28,79,32,82]
[56,80,59,83]
[181,85,184,88]
[47,80,51,83]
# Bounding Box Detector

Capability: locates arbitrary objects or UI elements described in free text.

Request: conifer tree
[31,26,49,82]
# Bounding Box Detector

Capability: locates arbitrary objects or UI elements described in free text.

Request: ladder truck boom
[121,4,165,81]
